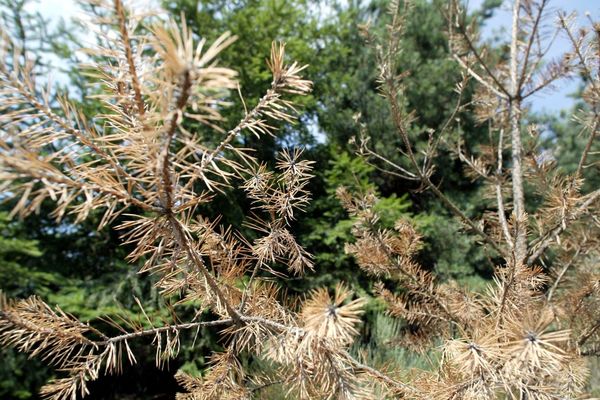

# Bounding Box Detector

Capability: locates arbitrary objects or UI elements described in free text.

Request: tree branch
[95,319,233,346]
[114,0,145,117]
[495,127,513,248]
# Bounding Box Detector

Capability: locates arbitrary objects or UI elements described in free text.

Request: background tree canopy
[1,0,594,398]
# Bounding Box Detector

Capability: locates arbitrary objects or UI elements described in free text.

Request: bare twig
[95,319,233,347]
[495,127,513,247]
[546,248,580,302]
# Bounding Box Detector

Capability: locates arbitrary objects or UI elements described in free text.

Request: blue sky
[32,0,79,21]
[34,0,599,115]
[468,0,599,114]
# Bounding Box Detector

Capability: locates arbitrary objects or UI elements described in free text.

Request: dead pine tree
[0,1,398,399]
[348,0,600,398]
[1,0,600,399]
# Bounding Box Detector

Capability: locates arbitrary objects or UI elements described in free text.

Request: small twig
[578,319,600,347]
[495,127,513,248]
[114,0,146,117]
[453,55,507,99]
[179,87,276,196]
[517,0,549,90]
[359,145,418,181]
[167,214,243,324]
[96,319,233,346]
[238,261,262,313]
[453,17,511,98]
[249,379,284,393]
[575,117,599,179]
[546,248,580,302]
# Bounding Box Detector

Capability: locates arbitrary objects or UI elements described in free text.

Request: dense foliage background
[1,0,594,398]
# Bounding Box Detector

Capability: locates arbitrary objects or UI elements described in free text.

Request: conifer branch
[96,319,234,346]
[114,0,145,117]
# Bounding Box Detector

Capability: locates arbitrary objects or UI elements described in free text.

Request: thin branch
[0,69,146,200]
[521,65,570,99]
[377,60,507,257]
[456,139,492,181]
[453,54,507,99]
[347,356,417,394]
[1,156,158,213]
[96,319,233,346]
[237,315,417,394]
[167,214,243,324]
[359,145,418,181]
[160,69,192,211]
[546,248,580,302]
[559,13,600,95]
[180,85,278,196]
[454,18,511,98]
[495,127,513,248]
[114,0,145,117]
[373,10,510,258]
[363,216,463,326]
[425,73,469,174]
[249,379,284,393]
[520,27,561,89]
[575,117,599,179]
[578,319,600,347]
[238,261,262,313]
[517,0,549,90]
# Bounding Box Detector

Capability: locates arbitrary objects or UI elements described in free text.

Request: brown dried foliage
[345,0,600,398]
[1,0,600,399]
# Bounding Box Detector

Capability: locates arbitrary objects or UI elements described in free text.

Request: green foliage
[0,212,49,296]
[166,0,321,157]
[0,212,54,399]
[301,150,414,289]
[415,211,490,289]
[0,349,49,399]
[354,311,437,371]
